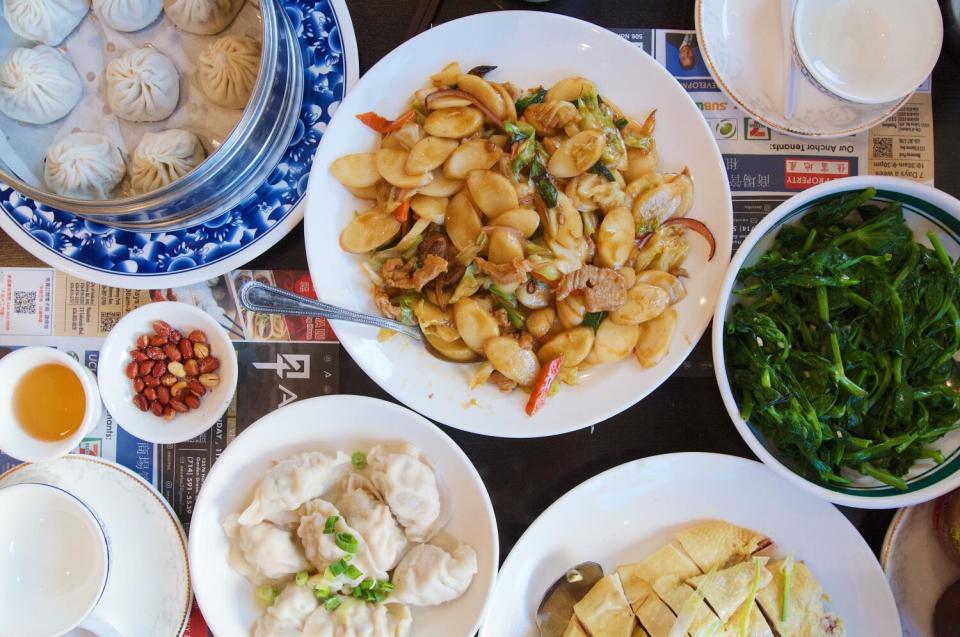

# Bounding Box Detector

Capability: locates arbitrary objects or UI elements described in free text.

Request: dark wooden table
[3,0,960,565]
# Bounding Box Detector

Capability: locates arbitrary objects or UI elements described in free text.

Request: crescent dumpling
[366,443,442,542]
[223,513,309,585]
[391,540,477,606]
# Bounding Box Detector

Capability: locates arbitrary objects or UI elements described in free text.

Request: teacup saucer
[696,0,915,138]
[0,455,191,636]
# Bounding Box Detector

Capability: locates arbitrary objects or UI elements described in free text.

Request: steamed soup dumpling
[106,47,179,122]
[0,46,83,124]
[131,129,205,193]
[163,0,242,35]
[44,132,126,200]
[197,35,260,109]
[94,0,162,31]
[2,0,88,46]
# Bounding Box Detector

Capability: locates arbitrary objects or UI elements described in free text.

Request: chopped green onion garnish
[313,585,331,600]
[345,564,363,580]
[257,584,278,605]
[588,162,615,181]
[378,580,395,593]
[781,555,795,622]
[324,596,342,611]
[295,570,309,586]
[582,311,604,330]
[615,117,628,129]
[324,515,339,534]
[359,578,375,591]
[739,558,763,637]
[353,586,365,598]
[335,532,359,554]
[515,87,546,115]
[329,559,348,577]
[351,451,367,469]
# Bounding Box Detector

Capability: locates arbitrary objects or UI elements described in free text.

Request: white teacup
[792,0,943,104]
[0,347,103,462]
[0,483,121,637]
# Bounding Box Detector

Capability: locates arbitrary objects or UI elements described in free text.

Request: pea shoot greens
[725,188,960,489]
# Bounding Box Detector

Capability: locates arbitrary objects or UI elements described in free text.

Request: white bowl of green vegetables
[714,176,960,508]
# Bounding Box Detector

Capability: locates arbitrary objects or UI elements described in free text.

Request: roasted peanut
[171,381,188,397]
[160,373,177,386]
[184,394,201,410]
[130,349,148,362]
[199,357,220,373]
[133,395,149,411]
[188,380,206,396]
[144,375,160,387]
[136,334,149,349]
[150,400,163,416]
[169,330,182,344]
[133,378,145,394]
[192,342,209,359]
[163,405,176,420]
[169,399,188,413]
[178,339,193,359]
[162,344,182,362]
[125,361,138,379]
[167,361,186,378]
[151,360,166,378]
[188,330,207,343]
[152,320,172,337]
[148,334,167,347]
[183,359,200,376]
[198,373,220,388]
[138,360,154,376]
[143,387,157,401]
[157,385,170,405]
[145,346,164,360]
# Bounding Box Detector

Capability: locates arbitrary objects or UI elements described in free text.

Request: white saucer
[882,502,960,636]
[0,455,192,637]
[696,0,914,138]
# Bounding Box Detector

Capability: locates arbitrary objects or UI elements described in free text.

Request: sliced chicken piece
[676,521,772,572]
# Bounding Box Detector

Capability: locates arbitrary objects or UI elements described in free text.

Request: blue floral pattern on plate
[0,0,348,279]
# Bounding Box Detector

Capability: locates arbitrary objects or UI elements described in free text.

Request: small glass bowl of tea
[0,347,102,462]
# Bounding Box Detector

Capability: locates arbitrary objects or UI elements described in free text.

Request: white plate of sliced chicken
[480,452,898,637]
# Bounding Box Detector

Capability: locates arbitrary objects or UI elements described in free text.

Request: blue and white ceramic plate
[0,0,358,288]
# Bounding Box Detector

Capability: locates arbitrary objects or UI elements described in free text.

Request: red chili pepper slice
[394,197,411,223]
[525,354,565,416]
[356,110,415,134]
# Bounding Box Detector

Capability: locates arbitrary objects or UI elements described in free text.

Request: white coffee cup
[0,483,121,637]
[792,0,943,104]
[0,347,103,462]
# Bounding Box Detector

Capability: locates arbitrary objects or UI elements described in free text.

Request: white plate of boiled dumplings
[188,395,500,637]
[0,0,263,200]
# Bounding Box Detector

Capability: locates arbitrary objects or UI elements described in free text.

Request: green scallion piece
[345,564,363,580]
[351,451,367,469]
[781,555,795,622]
[329,559,348,577]
[295,570,309,586]
[313,585,331,600]
[323,515,339,534]
[257,584,278,605]
[324,596,342,611]
[335,532,359,554]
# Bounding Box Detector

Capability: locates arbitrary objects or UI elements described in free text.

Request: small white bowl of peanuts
[98,301,238,445]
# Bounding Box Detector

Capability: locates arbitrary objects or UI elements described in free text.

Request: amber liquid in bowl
[12,364,86,442]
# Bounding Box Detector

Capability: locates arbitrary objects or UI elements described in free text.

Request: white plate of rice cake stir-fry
[305,12,732,436]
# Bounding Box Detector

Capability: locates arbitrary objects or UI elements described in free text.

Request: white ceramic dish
[480,452,898,637]
[792,0,942,105]
[189,394,499,637]
[696,0,919,137]
[882,501,960,636]
[712,175,960,508]
[98,301,238,445]
[304,10,732,438]
[0,454,192,637]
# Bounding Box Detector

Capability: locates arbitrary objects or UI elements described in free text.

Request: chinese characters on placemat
[611,28,935,377]
[0,268,340,530]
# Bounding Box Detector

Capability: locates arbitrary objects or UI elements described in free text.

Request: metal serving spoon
[536,562,604,637]
[238,281,422,339]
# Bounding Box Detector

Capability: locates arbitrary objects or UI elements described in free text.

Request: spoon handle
[238,281,422,341]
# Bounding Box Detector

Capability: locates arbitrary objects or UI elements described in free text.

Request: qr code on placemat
[99,311,120,333]
[13,291,36,315]
[872,137,894,159]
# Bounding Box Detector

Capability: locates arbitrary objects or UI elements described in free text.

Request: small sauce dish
[792,0,943,104]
